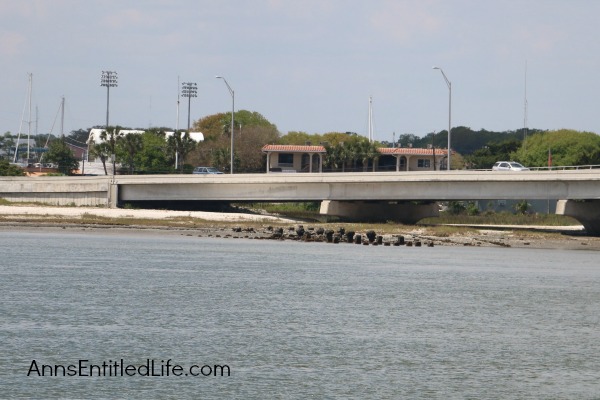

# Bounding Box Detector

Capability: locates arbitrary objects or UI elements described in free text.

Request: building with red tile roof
[261,144,449,172]
[262,144,326,173]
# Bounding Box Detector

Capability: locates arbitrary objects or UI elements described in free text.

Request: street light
[181,82,197,131]
[433,66,451,170]
[100,70,118,129]
[216,76,235,174]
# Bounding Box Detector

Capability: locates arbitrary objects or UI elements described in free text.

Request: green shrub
[0,160,25,176]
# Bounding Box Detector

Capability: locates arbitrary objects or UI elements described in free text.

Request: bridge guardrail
[528,165,600,171]
[469,165,600,172]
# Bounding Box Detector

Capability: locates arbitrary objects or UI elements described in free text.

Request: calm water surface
[1,230,599,399]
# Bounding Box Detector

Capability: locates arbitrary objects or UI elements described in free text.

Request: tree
[134,131,172,174]
[45,138,79,175]
[321,132,354,146]
[279,131,322,145]
[323,136,380,172]
[324,142,346,172]
[512,129,600,167]
[394,127,538,157]
[117,133,144,174]
[195,110,278,141]
[465,139,521,169]
[190,110,280,173]
[450,152,466,170]
[397,133,420,148]
[234,110,278,129]
[166,131,197,171]
[89,143,110,175]
[67,129,91,147]
[234,125,279,172]
[194,113,228,142]
[356,138,380,171]
[99,127,123,174]
[0,159,25,176]
[210,146,240,173]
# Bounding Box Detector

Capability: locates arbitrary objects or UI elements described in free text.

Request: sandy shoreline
[1,204,600,251]
[0,205,298,223]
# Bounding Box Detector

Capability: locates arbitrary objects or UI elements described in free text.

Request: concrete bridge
[1,170,600,234]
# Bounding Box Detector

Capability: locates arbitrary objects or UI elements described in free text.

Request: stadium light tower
[100,71,118,129]
[181,82,197,131]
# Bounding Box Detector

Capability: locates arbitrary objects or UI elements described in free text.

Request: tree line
[2,111,599,175]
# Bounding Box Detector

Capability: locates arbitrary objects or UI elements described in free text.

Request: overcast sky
[1,0,599,143]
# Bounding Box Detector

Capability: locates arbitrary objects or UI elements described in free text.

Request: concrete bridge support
[556,199,600,236]
[320,200,439,224]
[109,182,119,208]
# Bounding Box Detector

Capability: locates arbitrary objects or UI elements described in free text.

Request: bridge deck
[112,170,600,202]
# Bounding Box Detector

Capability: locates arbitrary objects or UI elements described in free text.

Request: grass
[421,212,581,226]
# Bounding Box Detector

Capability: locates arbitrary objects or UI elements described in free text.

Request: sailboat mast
[523,61,528,149]
[176,76,180,132]
[175,76,180,168]
[368,95,373,142]
[27,73,32,161]
[60,96,65,138]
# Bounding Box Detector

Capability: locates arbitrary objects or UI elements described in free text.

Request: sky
[1,0,600,144]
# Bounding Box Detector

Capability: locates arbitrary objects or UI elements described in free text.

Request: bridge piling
[556,199,600,236]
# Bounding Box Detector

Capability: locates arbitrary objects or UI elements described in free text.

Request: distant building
[262,144,326,173]
[164,131,204,143]
[66,143,87,160]
[262,144,450,173]
[86,128,205,159]
[86,129,146,147]
[84,129,204,174]
[377,147,449,171]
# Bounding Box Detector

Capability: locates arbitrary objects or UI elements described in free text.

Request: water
[1,229,599,399]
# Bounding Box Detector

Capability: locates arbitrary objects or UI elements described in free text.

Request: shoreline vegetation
[1,201,599,251]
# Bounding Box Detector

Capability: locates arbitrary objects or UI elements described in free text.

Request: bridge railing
[528,164,600,171]
[466,164,600,172]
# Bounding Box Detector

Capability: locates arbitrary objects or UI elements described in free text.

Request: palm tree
[324,144,341,172]
[356,139,379,172]
[99,126,122,174]
[344,141,360,171]
[118,133,143,174]
[167,131,198,171]
[89,143,110,175]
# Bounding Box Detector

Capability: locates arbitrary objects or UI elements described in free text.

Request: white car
[192,166,223,174]
[491,161,530,171]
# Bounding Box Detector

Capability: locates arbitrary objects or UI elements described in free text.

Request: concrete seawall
[0,176,111,207]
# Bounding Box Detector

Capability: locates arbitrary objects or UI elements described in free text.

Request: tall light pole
[216,76,235,174]
[433,66,451,170]
[100,71,118,129]
[181,82,197,131]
